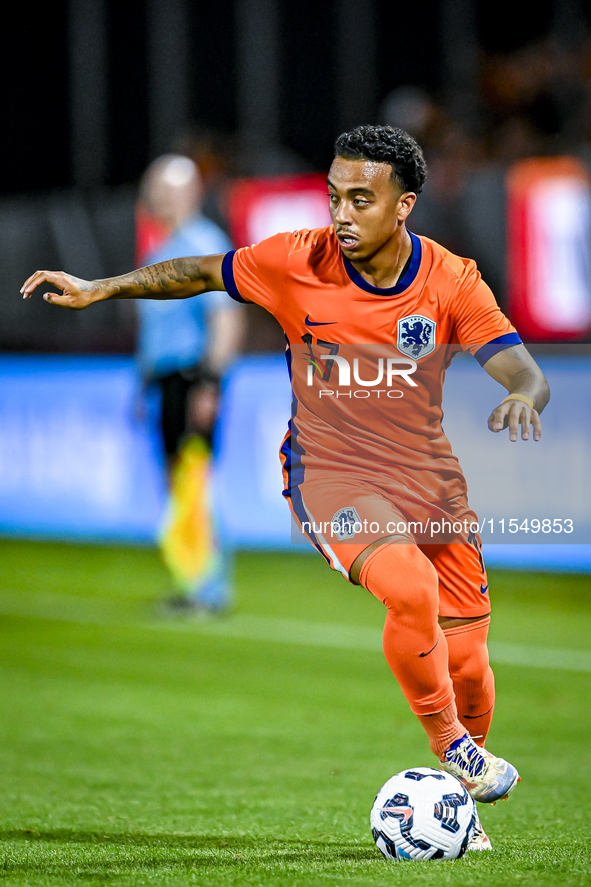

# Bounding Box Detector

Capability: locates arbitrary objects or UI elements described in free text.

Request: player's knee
[449,652,489,693]
[444,620,491,686]
[359,542,439,618]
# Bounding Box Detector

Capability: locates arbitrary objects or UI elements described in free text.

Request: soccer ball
[370,767,476,861]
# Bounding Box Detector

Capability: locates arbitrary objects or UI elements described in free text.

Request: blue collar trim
[342,231,422,295]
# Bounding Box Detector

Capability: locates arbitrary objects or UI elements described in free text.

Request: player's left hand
[488,400,541,442]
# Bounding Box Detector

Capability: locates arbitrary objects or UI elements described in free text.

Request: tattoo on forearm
[107,258,206,298]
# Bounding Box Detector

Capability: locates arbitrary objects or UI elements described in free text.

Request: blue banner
[0,356,166,542]
[0,353,589,571]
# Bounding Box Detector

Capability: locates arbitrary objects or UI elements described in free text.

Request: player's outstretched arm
[482,343,550,442]
[21,255,226,310]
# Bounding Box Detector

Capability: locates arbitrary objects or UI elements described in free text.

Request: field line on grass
[1,588,591,673]
[159,613,591,673]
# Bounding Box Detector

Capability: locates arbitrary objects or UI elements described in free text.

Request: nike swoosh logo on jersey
[480,584,489,595]
[305,315,337,326]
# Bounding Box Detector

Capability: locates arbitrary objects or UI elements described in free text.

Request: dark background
[3,0,591,352]
[4,0,569,194]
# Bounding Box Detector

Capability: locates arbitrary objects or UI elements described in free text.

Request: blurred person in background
[379,85,484,256]
[136,153,244,614]
[173,123,238,237]
[479,36,589,162]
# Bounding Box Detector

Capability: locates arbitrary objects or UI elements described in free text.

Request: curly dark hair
[334,125,427,193]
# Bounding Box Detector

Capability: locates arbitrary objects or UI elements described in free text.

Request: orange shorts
[280,440,490,619]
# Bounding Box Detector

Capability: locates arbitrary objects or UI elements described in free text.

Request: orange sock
[359,543,464,755]
[444,617,495,747]
[417,701,467,759]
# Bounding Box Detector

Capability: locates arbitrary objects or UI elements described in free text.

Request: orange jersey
[222,226,520,522]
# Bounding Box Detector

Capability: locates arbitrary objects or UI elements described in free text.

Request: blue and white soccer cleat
[467,807,492,851]
[440,733,520,804]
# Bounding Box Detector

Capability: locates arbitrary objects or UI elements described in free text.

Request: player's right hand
[488,399,542,442]
[21,270,103,310]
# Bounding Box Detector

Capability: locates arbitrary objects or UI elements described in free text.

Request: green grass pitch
[0,537,589,886]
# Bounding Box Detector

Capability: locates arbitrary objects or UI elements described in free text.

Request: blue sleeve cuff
[474,332,522,366]
[221,250,251,303]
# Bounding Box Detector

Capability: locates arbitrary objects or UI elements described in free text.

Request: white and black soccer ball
[370,767,476,861]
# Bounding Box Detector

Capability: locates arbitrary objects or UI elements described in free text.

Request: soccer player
[22,125,549,850]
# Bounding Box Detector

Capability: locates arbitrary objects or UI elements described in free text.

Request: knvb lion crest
[397,315,436,359]
[331,506,361,541]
